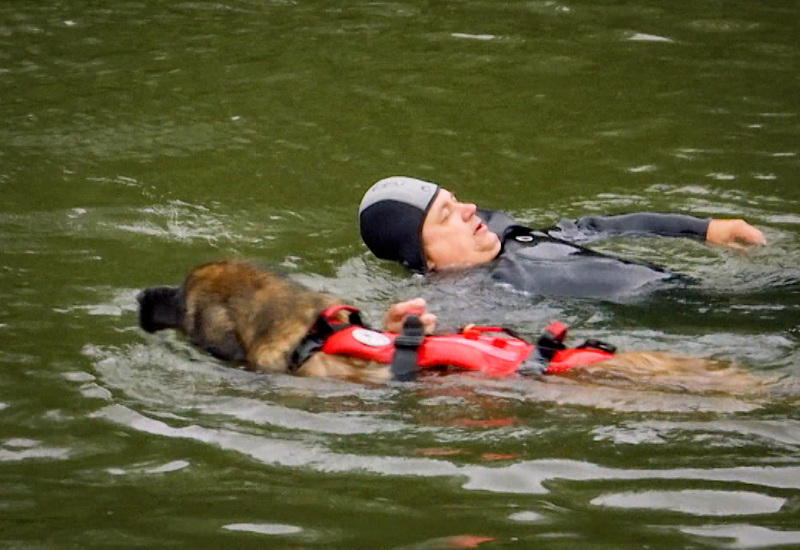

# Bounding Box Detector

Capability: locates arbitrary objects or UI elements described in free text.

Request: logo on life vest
[515,235,534,242]
[352,328,392,347]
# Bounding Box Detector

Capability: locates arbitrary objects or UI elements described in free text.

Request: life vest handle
[460,324,528,342]
[318,305,362,324]
[391,314,425,381]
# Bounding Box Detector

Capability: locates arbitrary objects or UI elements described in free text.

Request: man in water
[359,176,766,299]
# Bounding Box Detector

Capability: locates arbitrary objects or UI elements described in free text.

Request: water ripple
[95,405,800,496]
[222,523,303,536]
[680,524,800,548]
[591,490,784,516]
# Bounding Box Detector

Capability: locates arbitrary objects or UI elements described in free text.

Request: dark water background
[2,0,799,547]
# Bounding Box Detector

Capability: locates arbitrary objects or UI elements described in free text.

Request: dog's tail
[137,286,184,333]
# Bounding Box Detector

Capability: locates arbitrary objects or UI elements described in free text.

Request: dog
[137,260,764,394]
[137,260,392,382]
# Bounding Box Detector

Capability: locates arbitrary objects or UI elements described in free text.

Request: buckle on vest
[536,321,568,362]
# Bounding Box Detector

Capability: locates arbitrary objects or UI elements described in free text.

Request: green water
[2,0,800,547]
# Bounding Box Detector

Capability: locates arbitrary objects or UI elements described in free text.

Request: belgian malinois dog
[138,260,764,395]
[138,260,391,382]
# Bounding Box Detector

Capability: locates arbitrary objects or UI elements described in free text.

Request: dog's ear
[137,287,183,333]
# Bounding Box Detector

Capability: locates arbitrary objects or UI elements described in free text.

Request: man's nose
[461,202,477,220]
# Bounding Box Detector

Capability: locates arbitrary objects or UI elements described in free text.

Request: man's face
[420,189,502,271]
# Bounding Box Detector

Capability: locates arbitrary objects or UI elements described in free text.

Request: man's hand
[383,298,437,334]
[706,219,766,247]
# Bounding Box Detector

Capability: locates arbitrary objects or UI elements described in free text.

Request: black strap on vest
[390,315,425,381]
[287,309,365,372]
[534,322,617,365]
[578,339,617,354]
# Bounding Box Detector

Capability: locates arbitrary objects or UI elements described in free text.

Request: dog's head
[137,286,184,333]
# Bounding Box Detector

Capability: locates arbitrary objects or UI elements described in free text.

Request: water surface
[2,0,799,547]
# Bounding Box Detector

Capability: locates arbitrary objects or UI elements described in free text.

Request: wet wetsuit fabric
[479,210,710,298]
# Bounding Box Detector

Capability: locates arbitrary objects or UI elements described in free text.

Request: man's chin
[479,235,502,255]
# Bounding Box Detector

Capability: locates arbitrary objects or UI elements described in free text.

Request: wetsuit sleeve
[555,213,711,242]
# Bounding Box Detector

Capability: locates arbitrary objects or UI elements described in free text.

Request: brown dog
[138,260,391,382]
[138,260,763,394]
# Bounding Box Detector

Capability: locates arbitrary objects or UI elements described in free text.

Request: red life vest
[312,306,614,377]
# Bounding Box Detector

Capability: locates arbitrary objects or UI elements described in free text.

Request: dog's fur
[138,260,390,382]
[138,260,763,394]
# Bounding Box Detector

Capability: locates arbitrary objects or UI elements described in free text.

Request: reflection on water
[91,402,800,496]
[591,490,785,516]
[680,525,800,549]
[0,439,71,462]
[222,522,304,536]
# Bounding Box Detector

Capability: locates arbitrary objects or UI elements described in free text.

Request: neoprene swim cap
[359,176,441,273]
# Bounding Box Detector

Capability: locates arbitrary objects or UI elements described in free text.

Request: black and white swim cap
[358,176,441,273]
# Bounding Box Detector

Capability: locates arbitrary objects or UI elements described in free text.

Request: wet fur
[568,351,763,397]
[138,260,762,393]
[138,260,390,382]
